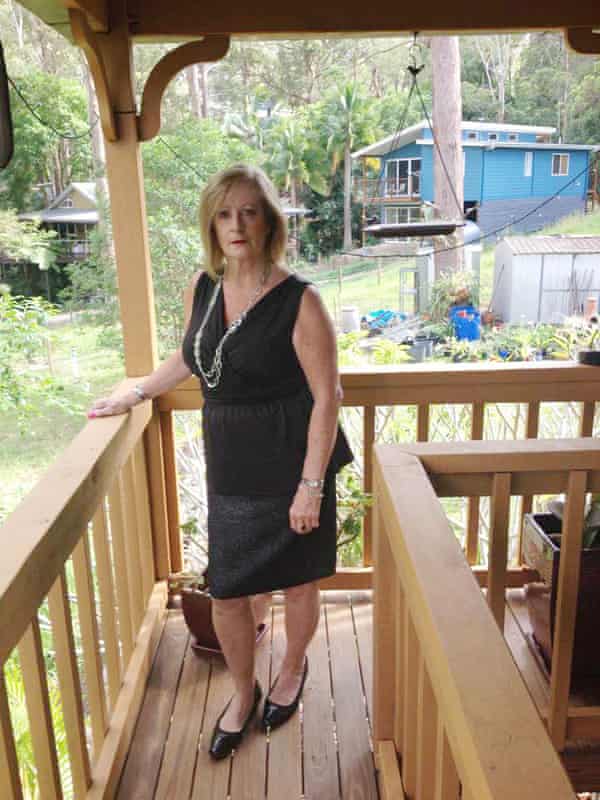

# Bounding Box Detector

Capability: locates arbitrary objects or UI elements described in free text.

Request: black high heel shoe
[261,657,308,732]
[209,681,262,760]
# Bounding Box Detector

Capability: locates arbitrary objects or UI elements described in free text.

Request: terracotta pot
[181,588,268,655]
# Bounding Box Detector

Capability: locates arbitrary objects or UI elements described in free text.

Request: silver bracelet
[300,477,325,497]
[133,384,148,403]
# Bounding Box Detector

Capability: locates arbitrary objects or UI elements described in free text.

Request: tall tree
[431,37,464,275]
[325,85,377,250]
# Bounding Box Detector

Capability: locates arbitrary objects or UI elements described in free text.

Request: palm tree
[325,85,378,251]
[266,116,328,258]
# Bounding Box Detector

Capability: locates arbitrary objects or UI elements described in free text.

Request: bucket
[449,305,481,341]
[341,306,360,333]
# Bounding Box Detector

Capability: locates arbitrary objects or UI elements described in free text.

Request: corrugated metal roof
[502,235,600,255]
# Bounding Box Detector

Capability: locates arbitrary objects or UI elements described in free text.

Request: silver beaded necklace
[193,265,271,389]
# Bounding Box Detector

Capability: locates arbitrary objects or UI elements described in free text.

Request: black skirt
[206,474,337,599]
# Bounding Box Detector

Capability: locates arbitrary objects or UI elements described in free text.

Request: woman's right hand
[88,390,138,419]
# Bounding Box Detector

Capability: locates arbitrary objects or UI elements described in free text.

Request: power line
[8,75,99,140]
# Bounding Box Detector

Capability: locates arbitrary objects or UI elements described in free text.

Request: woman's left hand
[289,484,322,535]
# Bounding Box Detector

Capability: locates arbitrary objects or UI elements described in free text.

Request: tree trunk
[186,65,203,119]
[431,36,464,276]
[343,143,352,251]
[199,63,209,118]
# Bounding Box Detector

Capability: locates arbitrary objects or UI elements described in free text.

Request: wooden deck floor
[115,591,379,800]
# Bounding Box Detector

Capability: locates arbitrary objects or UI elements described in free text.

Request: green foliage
[1,69,91,211]
[336,469,372,567]
[0,209,57,262]
[427,270,478,323]
[0,290,73,428]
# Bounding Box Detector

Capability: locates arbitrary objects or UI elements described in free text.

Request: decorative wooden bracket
[61,1,108,33]
[69,9,118,141]
[565,27,600,55]
[137,36,230,142]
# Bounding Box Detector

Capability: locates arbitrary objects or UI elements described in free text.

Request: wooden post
[76,1,171,583]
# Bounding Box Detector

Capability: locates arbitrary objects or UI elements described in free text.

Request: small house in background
[493,235,600,323]
[352,121,598,238]
[19,181,99,262]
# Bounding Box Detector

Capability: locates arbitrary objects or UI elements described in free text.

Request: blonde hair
[199,164,288,279]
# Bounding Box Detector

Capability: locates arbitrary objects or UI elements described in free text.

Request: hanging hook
[407,32,424,78]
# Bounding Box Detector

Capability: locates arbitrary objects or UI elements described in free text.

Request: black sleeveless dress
[181,272,353,599]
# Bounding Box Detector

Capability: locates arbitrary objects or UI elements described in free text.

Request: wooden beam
[127,0,600,38]
[138,37,230,141]
[376,741,406,800]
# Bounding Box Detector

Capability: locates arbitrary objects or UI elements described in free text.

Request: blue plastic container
[450,305,481,341]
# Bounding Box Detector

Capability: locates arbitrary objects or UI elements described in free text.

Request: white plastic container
[341,306,360,333]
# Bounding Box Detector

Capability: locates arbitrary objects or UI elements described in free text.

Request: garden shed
[493,235,600,323]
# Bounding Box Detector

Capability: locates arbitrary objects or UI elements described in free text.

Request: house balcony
[352,176,421,205]
[1,362,600,799]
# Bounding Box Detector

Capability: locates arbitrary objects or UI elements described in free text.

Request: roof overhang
[13,2,600,45]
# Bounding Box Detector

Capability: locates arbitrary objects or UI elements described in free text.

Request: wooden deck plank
[303,602,340,800]
[228,607,271,800]
[327,600,379,800]
[351,591,374,728]
[153,640,209,800]
[191,657,234,800]
[266,605,303,800]
[116,611,189,799]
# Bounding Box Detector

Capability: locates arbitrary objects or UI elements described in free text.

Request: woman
[89,164,352,760]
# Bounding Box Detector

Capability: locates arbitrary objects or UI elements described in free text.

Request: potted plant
[576,324,600,366]
[521,496,600,685]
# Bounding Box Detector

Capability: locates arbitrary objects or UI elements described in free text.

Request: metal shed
[493,235,600,323]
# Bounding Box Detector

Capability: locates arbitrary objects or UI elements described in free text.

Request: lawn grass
[0,321,124,521]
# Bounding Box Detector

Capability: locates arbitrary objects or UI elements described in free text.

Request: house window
[552,154,569,176]
[384,206,420,224]
[524,152,533,177]
[466,132,478,141]
[61,197,73,208]
[508,133,519,142]
[384,159,421,196]
[487,133,498,141]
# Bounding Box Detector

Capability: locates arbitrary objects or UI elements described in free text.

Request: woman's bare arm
[289,285,342,533]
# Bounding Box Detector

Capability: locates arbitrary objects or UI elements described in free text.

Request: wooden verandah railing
[1,362,600,798]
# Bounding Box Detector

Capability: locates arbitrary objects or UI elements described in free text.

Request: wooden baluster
[377,740,405,800]
[72,532,108,760]
[434,720,460,800]
[120,462,144,632]
[416,654,437,800]
[143,415,171,579]
[18,619,63,799]
[402,607,419,799]
[133,440,156,595]
[107,480,134,666]
[363,405,376,567]
[91,504,121,709]
[519,401,540,563]
[417,403,430,443]
[487,473,511,630]
[160,410,183,573]
[580,400,595,437]
[548,470,587,751]
[47,570,91,798]
[393,583,405,751]
[373,485,396,742]
[466,402,484,565]
[0,669,23,800]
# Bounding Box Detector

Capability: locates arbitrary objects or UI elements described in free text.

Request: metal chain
[193,266,271,389]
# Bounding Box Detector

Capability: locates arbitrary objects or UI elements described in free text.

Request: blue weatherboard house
[352,121,597,237]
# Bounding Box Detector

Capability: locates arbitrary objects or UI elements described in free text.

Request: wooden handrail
[373,446,576,799]
[0,393,152,668]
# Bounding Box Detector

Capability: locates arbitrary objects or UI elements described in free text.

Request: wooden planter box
[521,512,600,684]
